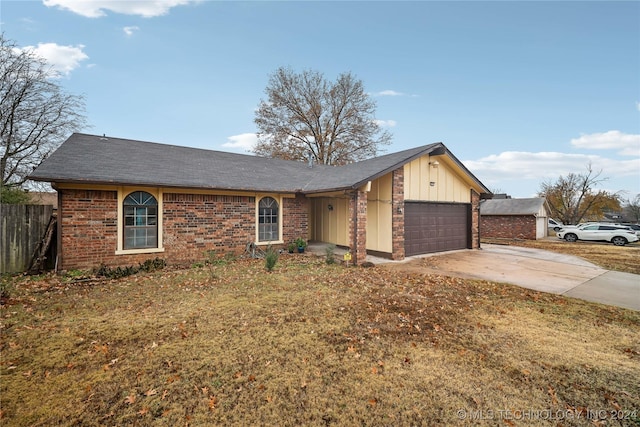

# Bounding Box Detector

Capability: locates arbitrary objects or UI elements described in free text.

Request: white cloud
[123,26,140,37]
[570,130,640,157]
[375,90,404,97]
[221,133,257,152]
[464,151,640,196]
[20,42,89,77]
[42,0,201,18]
[375,119,397,127]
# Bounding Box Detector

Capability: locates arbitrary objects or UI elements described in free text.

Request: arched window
[258,197,279,242]
[123,191,158,249]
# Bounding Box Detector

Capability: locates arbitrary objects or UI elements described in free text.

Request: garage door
[404,202,470,256]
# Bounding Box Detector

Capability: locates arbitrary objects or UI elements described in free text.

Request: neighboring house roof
[480,197,548,216]
[28,192,58,209]
[30,133,490,194]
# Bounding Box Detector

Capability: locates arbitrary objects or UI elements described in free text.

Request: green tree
[1,34,86,189]
[254,67,391,165]
[538,164,621,225]
[0,184,31,203]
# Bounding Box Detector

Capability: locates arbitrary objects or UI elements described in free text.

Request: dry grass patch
[1,256,639,426]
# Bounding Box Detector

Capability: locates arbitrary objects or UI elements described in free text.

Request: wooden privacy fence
[0,204,54,274]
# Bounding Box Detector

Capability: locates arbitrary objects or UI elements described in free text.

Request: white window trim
[255,194,284,245]
[115,187,165,255]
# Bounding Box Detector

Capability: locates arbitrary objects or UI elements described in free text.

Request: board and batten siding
[366,173,393,253]
[311,197,350,247]
[404,156,471,203]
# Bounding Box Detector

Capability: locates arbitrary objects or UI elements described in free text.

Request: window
[258,197,279,242]
[123,191,158,249]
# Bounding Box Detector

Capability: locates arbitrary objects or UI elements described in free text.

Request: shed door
[404,202,470,256]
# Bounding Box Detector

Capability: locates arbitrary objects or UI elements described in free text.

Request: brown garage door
[404,202,470,256]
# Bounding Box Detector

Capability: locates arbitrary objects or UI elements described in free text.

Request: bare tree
[538,164,622,224]
[254,67,391,165]
[624,194,640,223]
[1,34,87,189]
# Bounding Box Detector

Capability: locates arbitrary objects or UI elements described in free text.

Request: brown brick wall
[391,168,405,260]
[59,190,309,270]
[162,193,255,264]
[481,215,536,240]
[59,189,155,270]
[282,194,309,245]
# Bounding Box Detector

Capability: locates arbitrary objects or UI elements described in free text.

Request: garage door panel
[405,202,470,256]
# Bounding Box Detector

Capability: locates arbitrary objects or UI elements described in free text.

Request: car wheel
[564,233,578,242]
[611,236,627,246]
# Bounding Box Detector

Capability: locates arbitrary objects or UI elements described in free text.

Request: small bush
[0,280,12,302]
[325,244,336,264]
[264,245,279,271]
[96,257,165,279]
[140,257,166,272]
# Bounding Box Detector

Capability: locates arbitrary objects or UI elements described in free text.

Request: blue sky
[2,0,639,199]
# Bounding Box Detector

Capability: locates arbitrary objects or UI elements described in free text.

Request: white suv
[557,223,639,246]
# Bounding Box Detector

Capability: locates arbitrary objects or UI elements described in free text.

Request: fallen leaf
[208,396,218,410]
[368,398,377,406]
[145,389,157,397]
[548,385,558,406]
[138,407,149,416]
[125,394,136,405]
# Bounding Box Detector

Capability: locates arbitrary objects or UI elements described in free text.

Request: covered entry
[404,202,470,256]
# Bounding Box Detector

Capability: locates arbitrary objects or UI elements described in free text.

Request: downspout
[54,183,62,271]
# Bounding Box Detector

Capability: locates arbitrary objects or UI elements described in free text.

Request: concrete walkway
[307,243,640,311]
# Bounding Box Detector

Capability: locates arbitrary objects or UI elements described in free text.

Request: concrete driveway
[372,244,640,311]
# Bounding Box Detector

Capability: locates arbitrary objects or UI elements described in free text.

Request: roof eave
[31,176,301,194]
[440,146,492,194]
[349,143,446,190]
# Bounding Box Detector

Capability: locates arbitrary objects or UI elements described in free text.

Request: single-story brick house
[480,197,550,240]
[29,133,491,270]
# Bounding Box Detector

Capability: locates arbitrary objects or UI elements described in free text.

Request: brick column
[349,190,368,264]
[391,168,405,260]
[471,189,480,249]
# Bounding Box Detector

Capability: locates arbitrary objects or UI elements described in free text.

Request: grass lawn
[1,248,639,426]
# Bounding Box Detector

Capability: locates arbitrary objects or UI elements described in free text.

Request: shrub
[264,245,279,271]
[294,238,307,249]
[0,280,12,302]
[325,244,336,265]
[95,257,165,279]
